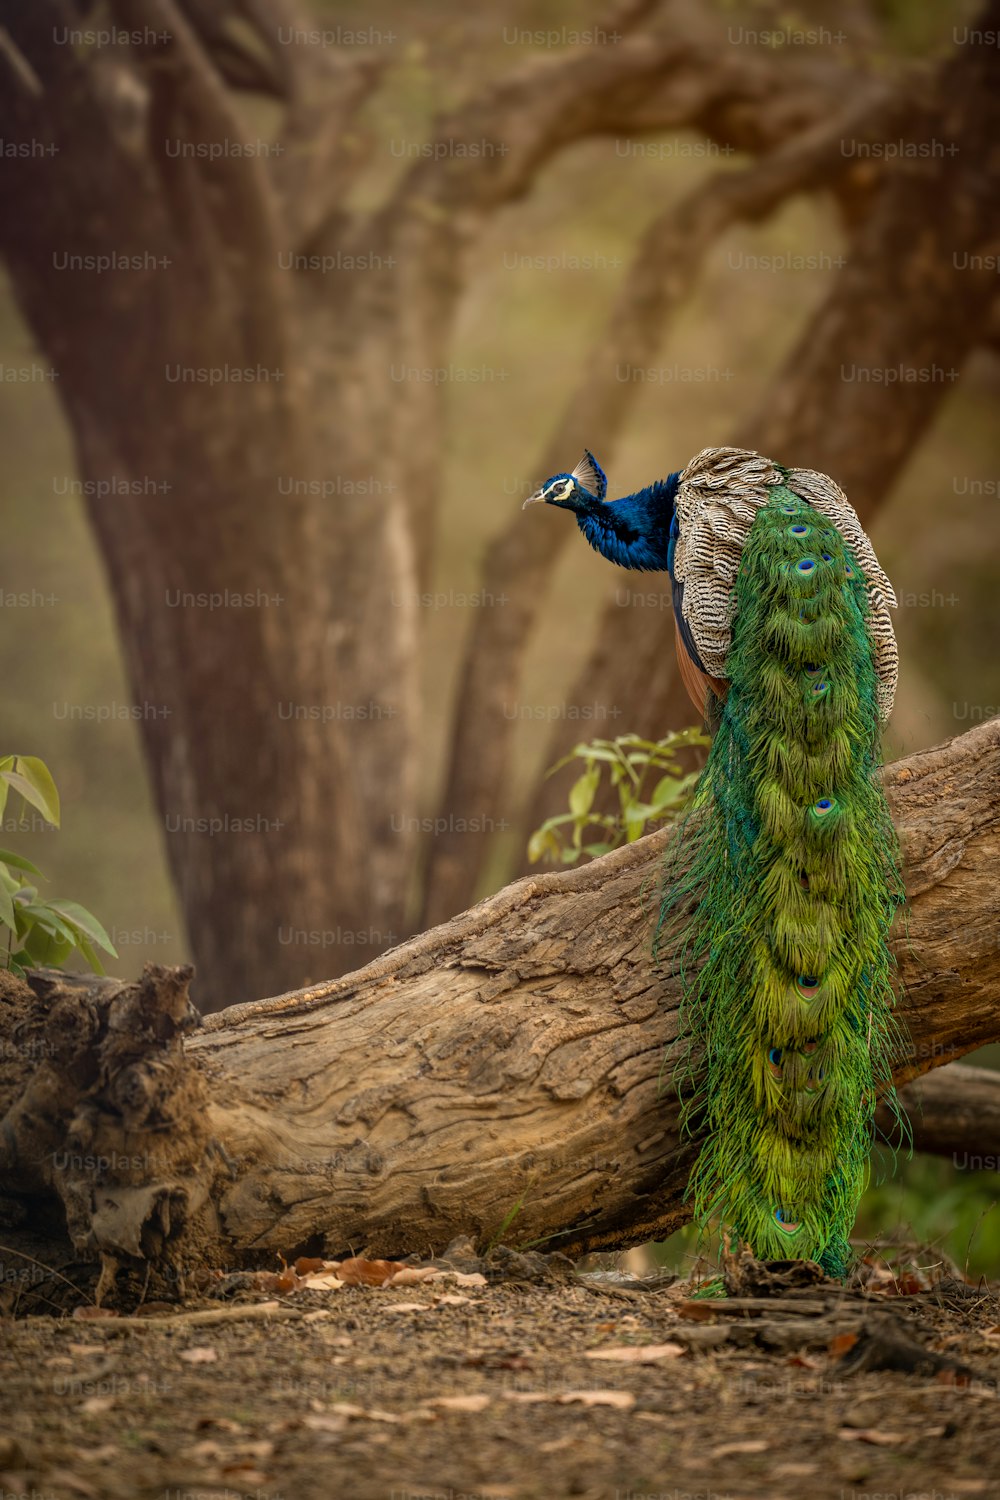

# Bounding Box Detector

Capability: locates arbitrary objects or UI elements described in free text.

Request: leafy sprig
[527,729,709,865]
[0,755,117,976]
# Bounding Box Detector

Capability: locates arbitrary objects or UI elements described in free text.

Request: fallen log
[877,1061,1000,1161]
[0,718,997,1292]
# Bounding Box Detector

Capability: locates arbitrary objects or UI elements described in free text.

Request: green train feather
[521,445,906,1277]
[658,484,905,1276]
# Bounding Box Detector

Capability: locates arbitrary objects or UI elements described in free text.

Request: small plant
[0,754,117,976]
[527,728,710,865]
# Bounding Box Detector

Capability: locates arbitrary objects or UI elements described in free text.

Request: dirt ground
[2,1246,999,1500]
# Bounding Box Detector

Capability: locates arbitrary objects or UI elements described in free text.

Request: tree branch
[2,721,997,1277]
[878,1064,1000,1159]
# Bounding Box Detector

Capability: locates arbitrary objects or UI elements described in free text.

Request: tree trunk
[1,719,997,1290]
[0,1,418,1006]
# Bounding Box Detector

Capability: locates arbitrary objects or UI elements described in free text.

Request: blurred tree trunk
[0,0,997,999]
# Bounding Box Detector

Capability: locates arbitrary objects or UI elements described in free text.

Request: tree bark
[1,719,997,1287]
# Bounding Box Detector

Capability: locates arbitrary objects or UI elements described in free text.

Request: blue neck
[575,472,679,572]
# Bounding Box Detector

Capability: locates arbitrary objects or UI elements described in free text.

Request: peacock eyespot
[796,558,816,574]
[803,665,822,678]
[773,1208,801,1233]
[812,797,836,817]
[811,679,829,696]
[804,1064,826,1094]
[767,1046,783,1079]
[788,524,809,537]
[821,552,833,561]
[796,975,821,1001]
[800,1039,819,1055]
[844,562,855,579]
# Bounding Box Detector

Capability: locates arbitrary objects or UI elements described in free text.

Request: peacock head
[522,450,607,510]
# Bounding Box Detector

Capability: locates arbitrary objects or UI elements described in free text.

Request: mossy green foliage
[658,485,906,1277]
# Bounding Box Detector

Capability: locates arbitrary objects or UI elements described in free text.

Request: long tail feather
[658,483,906,1276]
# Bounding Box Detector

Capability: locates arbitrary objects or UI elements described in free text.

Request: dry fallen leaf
[559,1391,635,1409]
[79,1397,115,1416]
[67,1344,106,1357]
[293,1256,328,1276]
[828,1331,860,1358]
[300,1413,348,1434]
[838,1428,907,1446]
[179,1346,218,1364]
[425,1395,492,1413]
[337,1257,402,1287]
[328,1402,400,1423]
[386,1266,441,1286]
[299,1272,346,1292]
[71,1306,119,1321]
[539,1436,579,1453]
[434,1294,473,1307]
[382,1301,430,1314]
[584,1343,685,1364]
[677,1301,718,1322]
[221,1469,269,1487]
[712,1440,770,1457]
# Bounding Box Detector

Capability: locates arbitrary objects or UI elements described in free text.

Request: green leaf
[74,933,108,976]
[572,745,621,766]
[14,756,60,828]
[527,825,563,865]
[15,756,60,825]
[568,765,600,820]
[0,848,44,878]
[20,903,79,948]
[47,899,118,957]
[559,847,581,864]
[22,924,75,967]
[1,770,59,828]
[582,842,615,858]
[0,879,16,935]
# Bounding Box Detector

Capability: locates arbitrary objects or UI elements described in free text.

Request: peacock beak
[522,489,547,509]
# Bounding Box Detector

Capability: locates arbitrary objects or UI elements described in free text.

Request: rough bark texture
[0,720,997,1290]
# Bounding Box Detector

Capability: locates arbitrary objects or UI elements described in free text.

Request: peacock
[523,445,905,1277]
